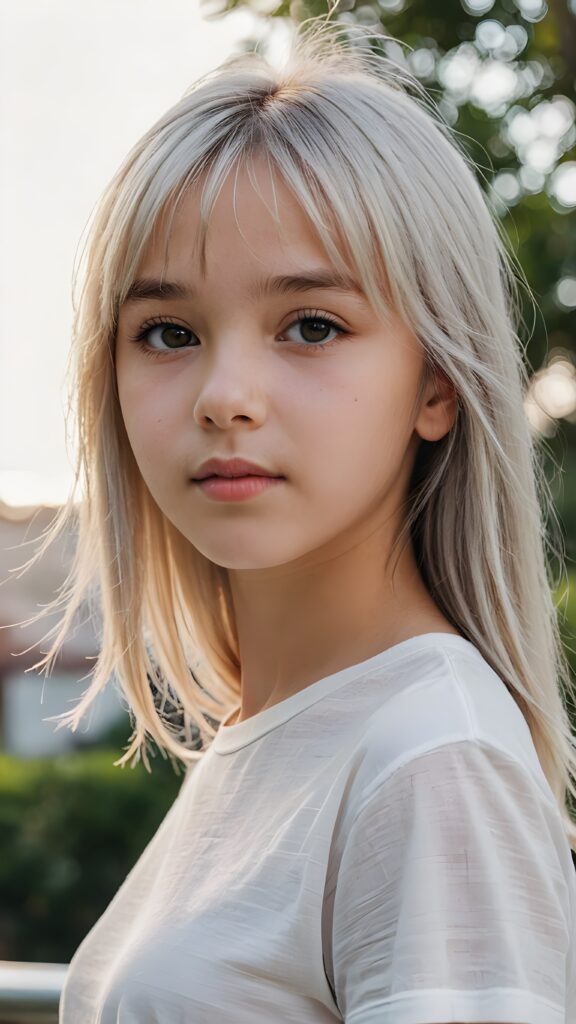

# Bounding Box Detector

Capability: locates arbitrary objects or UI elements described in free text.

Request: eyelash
[127,308,351,359]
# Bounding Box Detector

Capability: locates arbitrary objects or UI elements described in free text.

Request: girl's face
[115,156,454,573]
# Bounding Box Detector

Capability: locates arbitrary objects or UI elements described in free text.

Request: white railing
[0,961,67,1023]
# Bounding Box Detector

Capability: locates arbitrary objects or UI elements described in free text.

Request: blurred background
[0,0,575,996]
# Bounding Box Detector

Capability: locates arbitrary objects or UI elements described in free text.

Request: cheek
[298,372,411,481]
[116,374,179,480]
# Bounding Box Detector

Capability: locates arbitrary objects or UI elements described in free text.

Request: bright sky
[0,0,293,509]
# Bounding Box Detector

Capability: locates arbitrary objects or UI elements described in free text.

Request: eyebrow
[121,269,364,307]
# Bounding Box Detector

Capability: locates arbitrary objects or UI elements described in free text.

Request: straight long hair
[7,13,576,848]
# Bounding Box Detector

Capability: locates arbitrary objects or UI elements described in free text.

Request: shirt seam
[212,638,481,755]
[344,984,565,1017]
[344,646,555,828]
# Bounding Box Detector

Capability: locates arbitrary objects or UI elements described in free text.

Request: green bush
[555,573,576,710]
[0,741,184,963]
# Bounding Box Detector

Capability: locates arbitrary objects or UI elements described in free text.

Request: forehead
[139,155,348,281]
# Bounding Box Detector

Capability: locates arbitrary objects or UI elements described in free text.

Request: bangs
[112,126,399,336]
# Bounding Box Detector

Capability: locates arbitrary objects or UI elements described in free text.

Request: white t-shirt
[59,632,576,1023]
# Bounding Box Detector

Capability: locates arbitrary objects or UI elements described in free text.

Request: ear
[414,367,458,443]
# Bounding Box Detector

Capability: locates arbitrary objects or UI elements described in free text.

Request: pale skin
[115,154,462,726]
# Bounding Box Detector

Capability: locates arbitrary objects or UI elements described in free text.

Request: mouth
[194,474,285,481]
[192,474,286,501]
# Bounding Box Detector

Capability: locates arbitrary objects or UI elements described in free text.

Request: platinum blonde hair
[9,13,576,847]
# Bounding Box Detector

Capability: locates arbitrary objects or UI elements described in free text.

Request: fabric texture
[58,632,576,1023]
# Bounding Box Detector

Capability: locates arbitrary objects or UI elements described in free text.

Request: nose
[192,340,268,430]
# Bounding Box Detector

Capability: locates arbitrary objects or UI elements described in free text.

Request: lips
[194,474,285,501]
[193,456,282,480]
[196,470,281,480]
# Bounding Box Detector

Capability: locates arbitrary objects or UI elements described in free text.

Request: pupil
[303,319,329,343]
[163,326,188,348]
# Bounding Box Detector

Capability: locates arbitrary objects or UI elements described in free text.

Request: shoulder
[345,642,549,817]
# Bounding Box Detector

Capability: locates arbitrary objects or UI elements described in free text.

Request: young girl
[18,12,576,1023]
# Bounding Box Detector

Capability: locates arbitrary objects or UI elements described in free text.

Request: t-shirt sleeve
[330,739,570,1024]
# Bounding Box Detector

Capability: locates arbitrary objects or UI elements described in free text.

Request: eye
[127,317,196,357]
[126,309,351,359]
[280,309,350,351]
